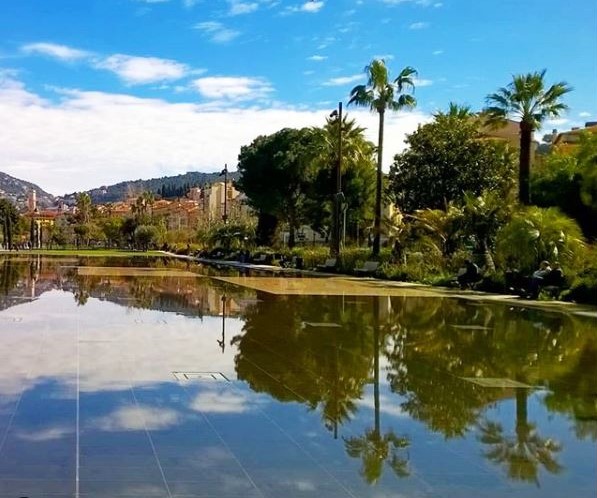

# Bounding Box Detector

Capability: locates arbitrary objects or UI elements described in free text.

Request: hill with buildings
[0,171,55,210]
[63,171,241,204]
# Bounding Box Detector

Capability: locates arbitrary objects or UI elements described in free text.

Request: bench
[316,258,337,272]
[354,261,379,277]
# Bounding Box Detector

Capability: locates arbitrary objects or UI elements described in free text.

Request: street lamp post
[330,102,343,257]
[220,164,228,224]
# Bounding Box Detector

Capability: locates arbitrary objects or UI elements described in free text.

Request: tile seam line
[129,384,173,498]
[0,321,46,458]
[178,382,267,498]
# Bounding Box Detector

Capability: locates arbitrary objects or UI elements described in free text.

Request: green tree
[495,206,586,273]
[306,116,376,241]
[389,108,516,212]
[349,59,417,256]
[0,199,20,249]
[74,192,92,224]
[532,132,597,238]
[237,128,320,247]
[485,70,572,205]
[134,224,158,251]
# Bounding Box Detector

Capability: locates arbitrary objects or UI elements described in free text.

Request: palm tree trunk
[519,121,533,205]
[373,110,384,257]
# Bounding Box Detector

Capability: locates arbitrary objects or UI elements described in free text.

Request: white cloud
[322,74,362,86]
[432,49,444,55]
[192,76,273,101]
[0,74,429,195]
[579,111,591,118]
[545,118,570,127]
[373,54,394,61]
[413,77,433,87]
[228,1,259,15]
[409,21,429,29]
[194,21,241,43]
[21,42,91,61]
[308,55,327,61]
[286,1,324,13]
[96,54,190,85]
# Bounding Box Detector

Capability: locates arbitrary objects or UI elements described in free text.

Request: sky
[0,0,595,196]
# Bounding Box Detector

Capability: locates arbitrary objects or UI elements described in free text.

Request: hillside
[0,171,55,210]
[63,171,241,204]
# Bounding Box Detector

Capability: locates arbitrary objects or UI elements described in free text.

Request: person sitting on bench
[457,259,480,289]
[527,260,552,299]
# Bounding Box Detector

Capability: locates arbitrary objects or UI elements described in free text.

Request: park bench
[316,258,337,272]
[354,261,379,277]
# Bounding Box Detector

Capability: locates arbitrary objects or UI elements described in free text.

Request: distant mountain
[0,171,55,210]
[62,171,241,204]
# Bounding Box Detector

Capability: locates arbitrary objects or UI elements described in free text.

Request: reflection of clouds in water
[190,389,251,414]
[356,394,407,419]
[89,405,182,431]
[17,425,74,441]
[0,291,244,397]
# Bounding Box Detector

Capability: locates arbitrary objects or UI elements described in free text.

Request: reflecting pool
[0,255,596,497]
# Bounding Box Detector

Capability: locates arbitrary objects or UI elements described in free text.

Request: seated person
[457,259,480,289]
[527,260,552,299]
[543,262,565,287]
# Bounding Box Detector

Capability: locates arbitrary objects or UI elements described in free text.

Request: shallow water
[0,255,596,497]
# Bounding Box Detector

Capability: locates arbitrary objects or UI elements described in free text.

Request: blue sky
[0,0,595,195]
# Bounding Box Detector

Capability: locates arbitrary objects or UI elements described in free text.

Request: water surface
[0,255,595,497]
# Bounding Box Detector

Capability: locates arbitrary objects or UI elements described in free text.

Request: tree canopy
[388,110,516,212]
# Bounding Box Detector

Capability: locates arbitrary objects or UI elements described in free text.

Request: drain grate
[461,377,533,389]
[173,372,230,382]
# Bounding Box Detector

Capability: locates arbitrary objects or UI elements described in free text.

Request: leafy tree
[461,191,512,271]
[306,115,376,241]
[0,199,20,249]
[389,108,516,213]
[74,192,92,224]
[134,224,158,251]
[495,206,586,273]
[237,128,320,247]
[485,70,572,204]
[532,132,597,238]
[349,59,417,256]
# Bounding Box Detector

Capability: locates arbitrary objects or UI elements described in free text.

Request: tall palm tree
[485,70,572,205]
[349,59,417,256]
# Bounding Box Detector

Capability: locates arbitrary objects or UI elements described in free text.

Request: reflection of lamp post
[220,164,228,224]
[218,294,226,353]
[330,102,343,256]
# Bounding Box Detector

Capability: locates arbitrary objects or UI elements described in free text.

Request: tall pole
[221,164,228,224]
[331,102,343,256]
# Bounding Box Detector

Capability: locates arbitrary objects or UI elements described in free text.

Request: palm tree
[485,70,572,205]
[349,59,417,256]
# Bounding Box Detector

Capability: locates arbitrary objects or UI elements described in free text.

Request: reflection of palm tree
[345,428,409,484]
[344,297,410,484]
[478,388,562,485]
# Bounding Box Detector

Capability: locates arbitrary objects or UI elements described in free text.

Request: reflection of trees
[383,298,590,485]
[233,293,372,430]
[478,388,562,485]
[0,258,23,295]
[344,297,410,484]
[386,297,498,437]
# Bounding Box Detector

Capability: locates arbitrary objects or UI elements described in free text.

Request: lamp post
[330,102,343,257]
[218,294,227,353]
[220,164,228,224]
